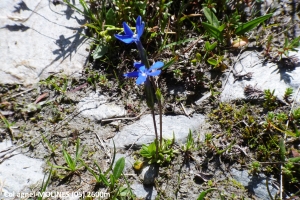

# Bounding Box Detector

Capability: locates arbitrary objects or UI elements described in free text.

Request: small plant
[292,107,300,121]
[263,89,277,110]
[181,129,195,162]
[201,7,273,44]
[277,36,300,59]
[82,141,134,199]
[84,156,133,199]
[140,138,176,165]
[249,161,261,175]
[50,138,85,175]
[284,87,293,102]
[173,68,183,80]
[40,75,69,95]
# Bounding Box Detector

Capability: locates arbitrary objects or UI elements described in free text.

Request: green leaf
[92,45,108,60]
[106,8,116,25]
[235,13,273,35]
[113,157,125,180]
[205,41,217,51]
[99,173,109,186]
[162,56,178,70]
[207,57,218,66]
[148,142,157,153]
[203,7,219,28]
[202,22,223,42]
[62,149,75,170]
[197,188,218,200]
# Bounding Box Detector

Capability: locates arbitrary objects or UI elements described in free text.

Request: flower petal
[136,16,145,39]
[124,71,139,77]
[123,22,134,36]
[134,62,144,69]
[138,65,147,73]
[136,74,147,85]
[114,34,134,43]
[147,70,161,76]
[137,22,145,39]
[149,61,164,70]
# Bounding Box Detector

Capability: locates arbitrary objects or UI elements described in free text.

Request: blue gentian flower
[114,16,145,44]
[124,62,164,85]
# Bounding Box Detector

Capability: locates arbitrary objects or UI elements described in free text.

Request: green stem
[150,77,163,149]
[151,108,159,158]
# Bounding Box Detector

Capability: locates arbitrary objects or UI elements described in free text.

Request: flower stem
[151,108,159,158]
[150,77,163,149]
[136,41,150,69]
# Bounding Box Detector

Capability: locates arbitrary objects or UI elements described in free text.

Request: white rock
[77,92,126,121]
[0,0,89,86]
[0,140,44,199]
[110,114,207,149]
[221,50,300,102]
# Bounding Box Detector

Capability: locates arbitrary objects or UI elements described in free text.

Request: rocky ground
[1,0,300,200]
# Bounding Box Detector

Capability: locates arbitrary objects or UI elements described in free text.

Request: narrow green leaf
[197,188,218,200]
[63,149,74,169]
[92,45,108,60]
[162,56,178,70]
[202,22,223,42]
[203,7,219,28]
[207,57,218,66]
[99,174,109,186]
[235,13,273,35]
[113,157,125,180]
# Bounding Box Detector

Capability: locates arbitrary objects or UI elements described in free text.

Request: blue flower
[124,62,164,85]
[114,16,145,44]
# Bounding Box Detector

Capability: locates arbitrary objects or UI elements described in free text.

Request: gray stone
[231,168,278,200]
[131,183,157,200]
[110,114,207,149]
[0,0,89,86]
[0,140,45,199]
[221,50,300,102]
[77,92,126,121]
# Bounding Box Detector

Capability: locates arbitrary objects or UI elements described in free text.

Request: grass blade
[235,13,273,35]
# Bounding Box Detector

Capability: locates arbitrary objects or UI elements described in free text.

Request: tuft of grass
[50,138,85,175]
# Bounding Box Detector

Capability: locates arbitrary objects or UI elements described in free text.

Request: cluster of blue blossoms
[114,16,163,85]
